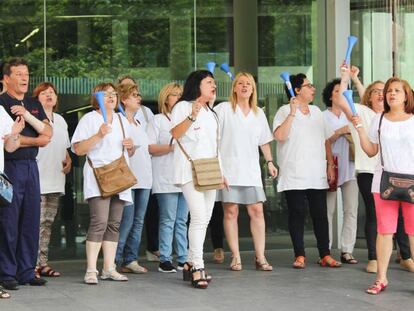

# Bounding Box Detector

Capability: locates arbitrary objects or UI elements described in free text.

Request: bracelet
[266,160,273,165]
[355,123,363,129]
[187,115,196,122]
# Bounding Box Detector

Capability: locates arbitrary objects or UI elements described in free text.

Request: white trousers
[327,179,359,253]
[182,182,216,269]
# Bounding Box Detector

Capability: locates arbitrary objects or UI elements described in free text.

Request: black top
[0,92,47,160]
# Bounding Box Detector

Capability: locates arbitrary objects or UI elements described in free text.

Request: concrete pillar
[233,0,258,79]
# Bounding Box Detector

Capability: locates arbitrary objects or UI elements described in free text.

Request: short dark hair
[322,78,341,107]
[284,73,307,100]
[180,70,214,102]
[3,58,29,76]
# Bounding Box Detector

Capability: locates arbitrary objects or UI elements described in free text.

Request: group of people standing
[1,57,413,298]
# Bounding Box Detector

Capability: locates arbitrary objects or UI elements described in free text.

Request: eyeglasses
[104,92,118,97]
[301,83,315,89]
[371,89,383,96]
[169,92,182,97]
[131,92,142,98]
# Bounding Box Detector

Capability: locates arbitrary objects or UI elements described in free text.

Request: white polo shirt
[0,106,13,172]
[37,113,70,194]
[273,104,334,192]
[171,100,219,186]
[128,120,152,190]
[147,113,181,194]
[71,110,132,203]
[369,113,414,193]
[215,102,273,187]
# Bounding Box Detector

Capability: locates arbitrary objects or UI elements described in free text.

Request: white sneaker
[101,268,128,281]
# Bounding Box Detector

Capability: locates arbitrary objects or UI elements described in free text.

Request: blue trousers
[156,192,188,263]
[116,189,151,265]
[0,159,41,283]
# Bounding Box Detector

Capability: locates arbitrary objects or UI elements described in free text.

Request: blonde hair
[117,82,139,105]
[229,72,258,114]
[158,83,183,114]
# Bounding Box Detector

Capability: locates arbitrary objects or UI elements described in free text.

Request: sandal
[183,262,212,282]
[38,265,61,277]
[255,257,273,271]
[84,270,99,285]
[366,281,387,295]
[230,256,242,271]
[191,268,208,289]
[318,255,342,268]
[0,287,10,299]
[101,268,128,281]
[292,256,306,269]
[340,253,358,264]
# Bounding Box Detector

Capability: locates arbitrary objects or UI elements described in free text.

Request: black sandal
[191,268,208,289]
[0,287,10,299]
[341,253,358,264]
[183,262,212,282]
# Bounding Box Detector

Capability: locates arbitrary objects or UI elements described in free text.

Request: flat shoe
[230,256,242,271]
[366,281,387,295]
[319,255,341,268]
[213,248,225,264]
[120,261,148,274]
[366,260,377,273]
[84,270,98,285]
[255,257,273,271]
[340,253,358,264]
[0,288,10,299]
[292,256,306,269]
[101,269,128,281]
[400,258,414,272]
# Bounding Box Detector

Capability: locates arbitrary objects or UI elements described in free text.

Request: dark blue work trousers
[0,159,41,283]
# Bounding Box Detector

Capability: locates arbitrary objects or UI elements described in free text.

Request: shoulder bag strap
[378,112,385,168]
[176,104,220,162]
[87,114,126,168]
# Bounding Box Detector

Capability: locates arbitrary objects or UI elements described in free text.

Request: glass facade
[1,0,409,260]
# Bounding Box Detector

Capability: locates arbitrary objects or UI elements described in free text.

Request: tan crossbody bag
[176,108,223,192]
[87,114,137,198]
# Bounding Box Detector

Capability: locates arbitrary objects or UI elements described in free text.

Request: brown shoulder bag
[87,114,137,198]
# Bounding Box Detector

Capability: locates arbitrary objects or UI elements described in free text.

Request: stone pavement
[1,248,413,311]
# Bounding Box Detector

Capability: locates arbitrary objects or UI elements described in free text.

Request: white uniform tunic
[368,113,414,193]
[147,113,181,194]
[37,113,70,194]
[273,104,334,192]
[171,101,219,186]
[134,105,154,131]
[71,110,132,203]
[0,106,13,173]
[323,110,355,186]
[214,102,273,187]
[128,120,152,190]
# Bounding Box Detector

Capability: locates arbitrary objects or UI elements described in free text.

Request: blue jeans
[156,192,188,263]
[116,189,150,265]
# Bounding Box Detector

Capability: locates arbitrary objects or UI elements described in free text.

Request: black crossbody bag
[378,112,414,203]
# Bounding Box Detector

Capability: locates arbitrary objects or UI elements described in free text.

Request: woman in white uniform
[215,72,277,271]
[33,82,72,277]
[72,82,134,285]
[322,79,359,264]
[273,73,341,269]
[171,70,225,289]
[148,82,189,273]
[115,83,152,274]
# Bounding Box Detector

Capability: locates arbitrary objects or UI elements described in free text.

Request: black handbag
[0,172,13,207]
[378,113,414,203]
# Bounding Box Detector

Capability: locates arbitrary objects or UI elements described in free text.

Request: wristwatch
[187,115,196,122]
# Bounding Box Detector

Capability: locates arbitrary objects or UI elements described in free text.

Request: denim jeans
[156,192,188,263]
[116,189,151,265]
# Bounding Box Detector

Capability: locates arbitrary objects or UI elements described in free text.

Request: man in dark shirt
[0,58,52,290]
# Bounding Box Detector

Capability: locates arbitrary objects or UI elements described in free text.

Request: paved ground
[1,248,413,311]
